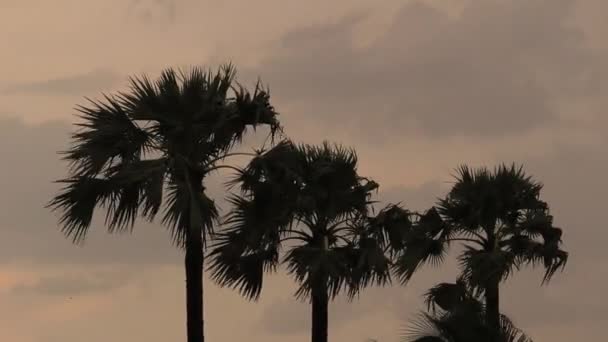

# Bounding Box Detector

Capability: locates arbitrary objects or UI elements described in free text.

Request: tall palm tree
[403,280,532,342]
[392,164,568,341]
[48,64,280,342]
[208,140,391,342]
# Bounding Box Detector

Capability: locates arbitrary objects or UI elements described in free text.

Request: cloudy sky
[1,0,606,341]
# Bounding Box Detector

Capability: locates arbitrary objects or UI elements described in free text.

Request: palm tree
[47,64,280,342]
[403,280,532,342]
[392,164,568,341]
[208,140,391,342]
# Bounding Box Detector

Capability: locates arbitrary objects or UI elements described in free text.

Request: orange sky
[1,1,607,341]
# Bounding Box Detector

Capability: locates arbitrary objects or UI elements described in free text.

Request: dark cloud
[10,271,131,297]
[125,0,178,24]
[241,0,599,141]
[3,69,122,96]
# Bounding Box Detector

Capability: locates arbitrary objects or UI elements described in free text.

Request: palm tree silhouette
[208,140,391,342]
[392,164,567,341]
[403,280,532,342]
[48,64,280,342]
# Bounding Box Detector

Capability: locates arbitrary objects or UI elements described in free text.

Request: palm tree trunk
[185,228,204,342]
[311,285,329,342]
[485,280,500,342]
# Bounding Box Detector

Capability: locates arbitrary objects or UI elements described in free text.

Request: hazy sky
[1,0,607,341]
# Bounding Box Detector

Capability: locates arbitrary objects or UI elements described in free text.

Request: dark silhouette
[47,64,280,342]
[403,279,532,342]
[391,164,568,341]
[208,141,391,342]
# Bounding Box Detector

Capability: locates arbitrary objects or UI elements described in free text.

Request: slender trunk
[485,280,500,342]
[184,168,205,342]
[185,230,204,342]
[311,234,329,342]
[311,285,329,342]
[185,229,204,342]
[485,228,500,342]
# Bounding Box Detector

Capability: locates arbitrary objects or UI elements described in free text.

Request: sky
[1,0,607,341]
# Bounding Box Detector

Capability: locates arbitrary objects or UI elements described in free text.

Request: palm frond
[403,312,447,342]
[345,236,392,298]
[118,72,176,123]
[367,204,414,252]
[403,280,533,342]
[393,212,449,285]
[207,230,280,300]
[503,209,568,283]
[207,194,286,300]
[65,94,153,176]
[104,158,168,225]
[458,247,517,290]
[285,245,351,300]
[48,176,117,243]
[424,281,469,313]
[161,175,218,247]
[499,314,533,342]
[232,77,281,135]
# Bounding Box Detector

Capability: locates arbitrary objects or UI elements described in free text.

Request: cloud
[0,2,606,338]
[241,0,600,141]
[377,181,446,211]
[125,0,179,24]
[10,271,131,297]
[3,69,122,96]
[259,292,392,336]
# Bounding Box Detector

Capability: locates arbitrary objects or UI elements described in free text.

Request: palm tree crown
[209,140,391,342]
[49,64,279,245]
[391,164,567,340]
[394,164,567,285]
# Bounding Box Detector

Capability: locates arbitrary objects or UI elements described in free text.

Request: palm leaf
[161,175,218,247]
[207,230,280,300]
[65,95,152,176]
[48,176,117,243]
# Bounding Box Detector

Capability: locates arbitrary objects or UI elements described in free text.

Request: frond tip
[47,176,116,243]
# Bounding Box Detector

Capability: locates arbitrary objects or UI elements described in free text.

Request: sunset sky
[1,0,607,341]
